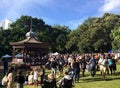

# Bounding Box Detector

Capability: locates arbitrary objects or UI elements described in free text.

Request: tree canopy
[0,13,120,57]
[66,13,120,53]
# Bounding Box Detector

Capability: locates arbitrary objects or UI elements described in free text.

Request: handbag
[2,75,8,86]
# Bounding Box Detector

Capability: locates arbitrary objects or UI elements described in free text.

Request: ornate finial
[26,17,35,38]
[30,18,33,32]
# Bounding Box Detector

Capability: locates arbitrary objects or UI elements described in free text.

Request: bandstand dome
[26,29,35,38]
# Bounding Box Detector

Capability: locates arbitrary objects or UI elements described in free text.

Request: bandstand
[10,29,48,64]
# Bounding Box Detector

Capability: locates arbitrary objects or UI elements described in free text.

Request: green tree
[110,27,120,51]
[51,25,71,53]
[67,13,120,53]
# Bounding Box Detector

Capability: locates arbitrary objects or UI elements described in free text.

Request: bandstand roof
[10,37,48,48]
[10,29,48,49]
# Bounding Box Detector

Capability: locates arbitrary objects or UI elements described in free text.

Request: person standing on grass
[112,56,117,74]
[88,54,96,77]
[51,57,57,77]
[108,57,113,74]
[15,70,25,88]
[98,54,108,80]
[71,58,80,83]
[39,65,45,87]
[58,55,65,76]
[80,55,87,77]
[107,53,112,74]
[2,58,8,75]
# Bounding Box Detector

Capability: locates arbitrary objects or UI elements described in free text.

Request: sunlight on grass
[1,63,120,88]
[23,64,120,88]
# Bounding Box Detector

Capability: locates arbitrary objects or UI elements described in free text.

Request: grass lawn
[23,65,120,88]
[74,65,120,88]
[1,64,120,88]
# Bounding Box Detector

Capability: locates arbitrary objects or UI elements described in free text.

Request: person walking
[80,55,86,77]
[51,58,57,77]
[112,56,117,74]
[39,65,45,88]
[88,54,96,77]
[58,56,65,76]
[98,54,108,80]
[33,67,39,88]
[72,58,80,83]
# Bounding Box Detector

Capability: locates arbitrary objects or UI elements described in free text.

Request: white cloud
[67,17,87,29]
[41,16,55,25]
[31,0,53,6]
[0,0,54,20]
[99,0,120,13]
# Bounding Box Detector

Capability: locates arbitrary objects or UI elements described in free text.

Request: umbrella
[108,50,113,53]
[2,54,12,58]
[15,54,23,58]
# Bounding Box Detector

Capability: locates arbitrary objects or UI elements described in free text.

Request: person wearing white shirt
[33,67,38,88]
[98,54,108,80]
[28,71,34,85]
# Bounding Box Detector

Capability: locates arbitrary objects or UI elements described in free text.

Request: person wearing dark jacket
[58,56,65,76]
[15,70,25,88]
[39,65,45,88]
[51,58,57,76]
[72,58,80,83]
[80,55,86,77]
[43,74,57,88]
[88,55,96,77]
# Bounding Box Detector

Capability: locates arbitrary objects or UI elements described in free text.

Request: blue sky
[0,0,120,29]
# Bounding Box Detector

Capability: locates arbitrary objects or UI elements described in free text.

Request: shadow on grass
[114,71,120,76]
[79,74,120,83]
[81,77,104,82]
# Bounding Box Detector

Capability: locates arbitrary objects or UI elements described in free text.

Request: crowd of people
[1,53,118,88]
[46,53,117,81]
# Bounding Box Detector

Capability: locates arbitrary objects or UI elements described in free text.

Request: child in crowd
[33,67,38,88]
[28,71,34,85]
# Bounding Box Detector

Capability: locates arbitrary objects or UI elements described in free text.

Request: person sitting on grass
[43,74,57,88]
[59,71,72,88]
[28,71,34,85]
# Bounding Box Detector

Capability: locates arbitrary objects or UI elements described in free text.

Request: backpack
[109,60,113,66]
[2,75,8,86]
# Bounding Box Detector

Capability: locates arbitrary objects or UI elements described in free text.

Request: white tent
[2,54,12,58]
[52,52,59,55]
